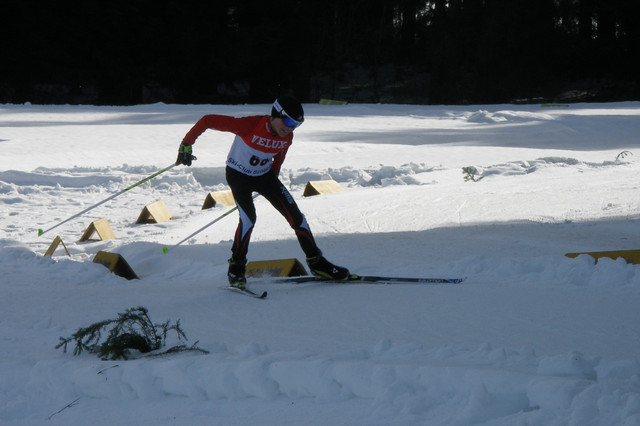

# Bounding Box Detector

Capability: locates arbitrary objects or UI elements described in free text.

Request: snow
[1,101,640,425]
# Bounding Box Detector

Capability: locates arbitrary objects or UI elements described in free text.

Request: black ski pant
[226,167,321,261]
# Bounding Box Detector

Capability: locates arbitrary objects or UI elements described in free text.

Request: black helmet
[271,95,304,127]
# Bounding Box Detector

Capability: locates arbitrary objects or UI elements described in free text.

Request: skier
[175,95,349,288]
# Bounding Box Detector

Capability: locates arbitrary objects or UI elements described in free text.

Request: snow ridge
[6,341,639,425]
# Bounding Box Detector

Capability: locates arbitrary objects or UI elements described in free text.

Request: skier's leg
[256,172,348,279]
[225,168,257,284]
[257,172,321,258]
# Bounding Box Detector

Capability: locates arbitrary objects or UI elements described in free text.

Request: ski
[349,274,465,284]
[276,274,465,285]
[223,286,268,299]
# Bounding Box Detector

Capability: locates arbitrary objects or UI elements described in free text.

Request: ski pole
[38,163,178,237]
[162,194,259,254]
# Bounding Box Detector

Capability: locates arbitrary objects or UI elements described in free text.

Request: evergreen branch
[46,397,81,420]
[616,150,632,161]
[144,341,210,359]
[56,306,207,361]
[462,166,484,182]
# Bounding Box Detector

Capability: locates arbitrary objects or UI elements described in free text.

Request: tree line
[2,0,638,105]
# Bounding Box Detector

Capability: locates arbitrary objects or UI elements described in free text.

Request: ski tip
[162,246,169,254]
[37,229,44,236]
[223,286,268,299]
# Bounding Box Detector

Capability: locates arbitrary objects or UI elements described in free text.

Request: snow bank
[4,341,639,425]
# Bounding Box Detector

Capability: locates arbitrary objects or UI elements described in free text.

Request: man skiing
[176,95,349,288]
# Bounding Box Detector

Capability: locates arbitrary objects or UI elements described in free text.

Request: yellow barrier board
[93,251,139,280]
[565,249,640,265]
[246,258,308,277]
[44,235,71,257]
[136,200,172,224]
[79,218,115,241]
[319,99,348,105]
[202,190,236,209]
[303,180,345,197]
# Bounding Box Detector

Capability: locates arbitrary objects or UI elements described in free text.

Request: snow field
[1,102,640,424]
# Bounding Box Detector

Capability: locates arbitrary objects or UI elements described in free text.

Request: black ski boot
[306,254,350,280]
[227,257,247,288]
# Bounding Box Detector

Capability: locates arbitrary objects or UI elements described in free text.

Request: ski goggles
[281,114,303,129]
[273,99,303,128]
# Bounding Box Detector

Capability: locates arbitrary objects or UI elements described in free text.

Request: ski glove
[176,142,196,166]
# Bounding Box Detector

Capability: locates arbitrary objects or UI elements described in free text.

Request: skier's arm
[182,115,246,145]
[271,147,289,176]
[176,115,259,167]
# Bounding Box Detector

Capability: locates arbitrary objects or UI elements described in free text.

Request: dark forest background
[2,0,638,105]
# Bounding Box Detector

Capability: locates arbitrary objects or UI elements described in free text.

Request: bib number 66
[250,156,269,167]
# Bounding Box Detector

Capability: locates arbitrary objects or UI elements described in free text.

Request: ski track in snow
[1,102,640,425]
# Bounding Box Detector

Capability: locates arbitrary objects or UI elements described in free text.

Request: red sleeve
[182,115,261,145]
[271,146,289,176]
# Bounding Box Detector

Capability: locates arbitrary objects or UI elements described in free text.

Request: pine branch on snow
[462,166,484,182]
[56,306,208,360]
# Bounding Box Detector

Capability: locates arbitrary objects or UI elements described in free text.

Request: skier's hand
[176,142,196,166]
